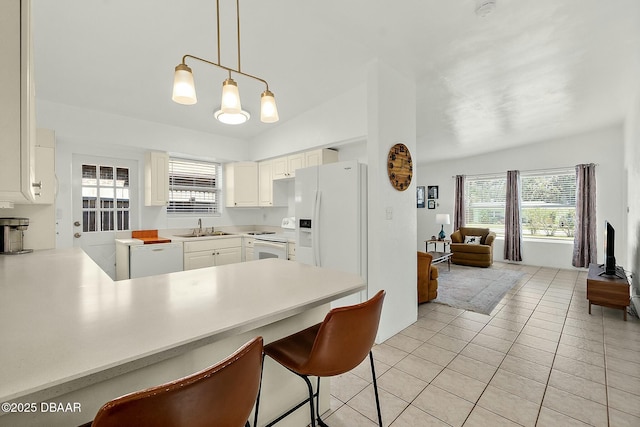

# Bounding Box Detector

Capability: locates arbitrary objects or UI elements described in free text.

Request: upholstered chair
[417,251,439,303]
[449,227,496,267]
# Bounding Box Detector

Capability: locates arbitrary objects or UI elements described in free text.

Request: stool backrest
[91,336,263,427]
[305,290,385,376]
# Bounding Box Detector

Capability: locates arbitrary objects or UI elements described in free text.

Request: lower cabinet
[243,237,255,262]
[183,237,242,270]
[288,242,296,261]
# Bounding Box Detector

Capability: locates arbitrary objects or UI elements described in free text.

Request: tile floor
[323,262,640,427]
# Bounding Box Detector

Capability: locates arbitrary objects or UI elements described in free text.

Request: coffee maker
[0,217,33,255]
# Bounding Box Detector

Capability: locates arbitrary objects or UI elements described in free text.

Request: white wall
[624,92,640,314]
[367,61,418,341]
[416,124,626,270]
[37,100,250,161]
[250,84,367,160]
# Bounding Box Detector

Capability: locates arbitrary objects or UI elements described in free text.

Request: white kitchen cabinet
[272,149,338,180]
[258,160,274,207]
[144,151,169,206]
[225,162,258,207]
[288,241,296,261]
[259,160,288,207]
[243,236,255,261]
[183,237,242,270]
[33,128,56,205]
[304,149,339,168]
[273,153,304,180]
[0,0,36,205]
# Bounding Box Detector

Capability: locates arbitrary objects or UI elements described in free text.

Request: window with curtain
[465,174,507,233]
[465,168,576,239]
[168,158,221,215]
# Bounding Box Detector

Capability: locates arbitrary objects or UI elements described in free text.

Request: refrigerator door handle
[314,190,321,267]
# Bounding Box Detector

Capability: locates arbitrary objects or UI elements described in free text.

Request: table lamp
[436,214,450,240]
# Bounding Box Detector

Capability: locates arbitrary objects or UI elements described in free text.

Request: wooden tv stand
[587,263,630,320]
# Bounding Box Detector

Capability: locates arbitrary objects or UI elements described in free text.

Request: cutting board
[131,230,172,244]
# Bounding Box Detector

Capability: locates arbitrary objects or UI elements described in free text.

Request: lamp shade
[436,214,451,224]
[172,64,197,105]
[260,90,279,123]
[220,78,242,114]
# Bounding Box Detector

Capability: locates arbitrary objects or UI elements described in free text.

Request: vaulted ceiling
[33,0,640,162]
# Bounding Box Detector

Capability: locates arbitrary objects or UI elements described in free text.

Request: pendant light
[171,0,279,124]
[171,64,197,105]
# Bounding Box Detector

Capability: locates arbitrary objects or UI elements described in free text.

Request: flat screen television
[604,221,616,275]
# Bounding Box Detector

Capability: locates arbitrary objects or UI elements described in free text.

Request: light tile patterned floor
[324,262,640,427]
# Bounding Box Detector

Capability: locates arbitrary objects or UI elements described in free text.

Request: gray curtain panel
[454,175,465,231]
[504,170,523,261]
[572,163,597,267]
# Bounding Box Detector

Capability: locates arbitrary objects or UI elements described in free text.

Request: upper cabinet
[225,162,258,207]
[0,0,36,205]
[228,149,338,208]
[272,149,338,180]
[304,149,339,168]
[258,160,275,207]
[272,153,304,180]
[144,151,169,206]
[33,129,56,205]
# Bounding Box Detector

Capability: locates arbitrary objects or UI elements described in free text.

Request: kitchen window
[168,158,221,215]
[465,168,576,240]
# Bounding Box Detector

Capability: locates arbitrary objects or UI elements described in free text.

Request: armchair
[418,251,439,303]
[449,227,496,267]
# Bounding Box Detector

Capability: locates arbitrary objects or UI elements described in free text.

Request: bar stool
[255,291,385,427]
[85,336,263,427]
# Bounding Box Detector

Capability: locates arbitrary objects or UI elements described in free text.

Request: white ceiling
[32,0,640,163]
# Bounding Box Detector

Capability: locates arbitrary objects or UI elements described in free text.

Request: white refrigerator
[295,160,367,307]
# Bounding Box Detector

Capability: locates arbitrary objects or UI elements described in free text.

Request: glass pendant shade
[260,90,279,123]
[172,64,197,105]
[220,78,242,113]
[214,109,250,125]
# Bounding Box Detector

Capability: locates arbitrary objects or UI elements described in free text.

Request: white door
[72,155,138,279]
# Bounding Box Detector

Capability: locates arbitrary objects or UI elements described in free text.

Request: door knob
[74,221,81,227]
[74,233,81,238]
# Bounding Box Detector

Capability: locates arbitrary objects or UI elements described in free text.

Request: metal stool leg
[370,351,383,426]
[301,375,317,427]
[253,355,266,427]
[263,371,317,427]
[315,377,329,427]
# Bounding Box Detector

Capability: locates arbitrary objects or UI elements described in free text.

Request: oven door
[253,240,288,260]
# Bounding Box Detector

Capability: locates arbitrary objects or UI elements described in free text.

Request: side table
[425,239,450,253]
[586,263,630,320]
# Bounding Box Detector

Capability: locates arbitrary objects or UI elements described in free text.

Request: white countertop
[0,248,364,404]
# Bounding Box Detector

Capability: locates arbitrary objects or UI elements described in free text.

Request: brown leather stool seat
[84,337,263,427]
[254,291,385,427]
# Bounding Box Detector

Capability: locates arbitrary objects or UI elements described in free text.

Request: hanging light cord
[179,0,269,89]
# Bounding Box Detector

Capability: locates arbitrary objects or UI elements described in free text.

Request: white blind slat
[168,158,221,215]
[465,168,576,238]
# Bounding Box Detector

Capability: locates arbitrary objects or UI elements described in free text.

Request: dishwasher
[129,242,184,279]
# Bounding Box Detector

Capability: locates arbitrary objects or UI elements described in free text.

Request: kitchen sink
[174,231,235,238]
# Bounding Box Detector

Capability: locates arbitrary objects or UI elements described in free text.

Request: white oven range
[253,217,295,260]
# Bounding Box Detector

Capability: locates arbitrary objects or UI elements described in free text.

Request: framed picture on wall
[428,185,439,199]
[427,200,436,209]
[417,186,425,208]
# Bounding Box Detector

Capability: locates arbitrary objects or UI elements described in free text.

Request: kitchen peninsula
[0,248,365,426]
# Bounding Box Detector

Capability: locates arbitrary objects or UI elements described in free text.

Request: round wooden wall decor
[387,143,412,191]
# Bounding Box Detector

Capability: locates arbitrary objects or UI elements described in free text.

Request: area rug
[434,265,526,315]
